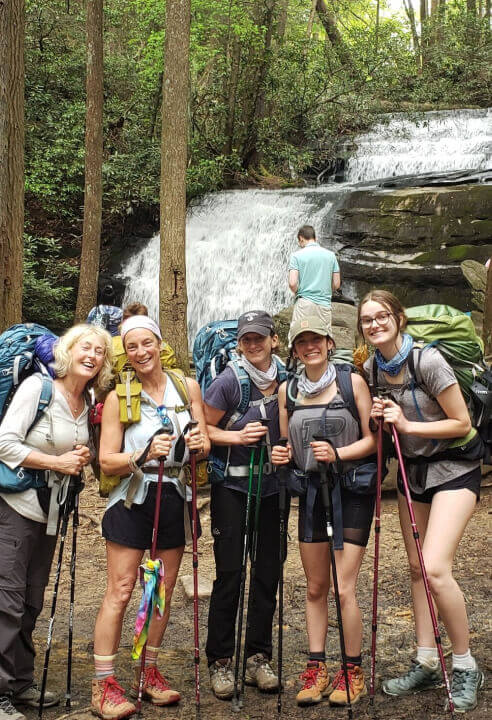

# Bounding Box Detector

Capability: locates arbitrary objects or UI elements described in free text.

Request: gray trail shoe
[0,696,26,720]
[449,666,484,713]
[14,684,60,709]
[209,659,235,700]
[245,654,279,692]
[382,659,443,696]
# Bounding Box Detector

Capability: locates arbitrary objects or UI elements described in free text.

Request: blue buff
[374,333,414,376]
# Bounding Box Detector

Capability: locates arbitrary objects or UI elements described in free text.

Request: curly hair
[53,324,114,393]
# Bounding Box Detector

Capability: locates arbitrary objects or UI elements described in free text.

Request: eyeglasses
[360,312,394,329]
[156,405,174,433]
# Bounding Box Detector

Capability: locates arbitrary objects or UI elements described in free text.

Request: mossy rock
[461,259,487,293]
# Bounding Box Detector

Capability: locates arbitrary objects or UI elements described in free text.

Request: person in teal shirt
[288,225,340,340]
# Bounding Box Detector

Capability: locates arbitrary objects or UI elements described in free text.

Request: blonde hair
[53,324,114,393]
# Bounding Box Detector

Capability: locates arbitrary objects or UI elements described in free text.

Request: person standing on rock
[288,225,341,340]
[204,311,286,701]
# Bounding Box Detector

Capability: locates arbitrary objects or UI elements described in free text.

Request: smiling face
[124,328,161,375]
[293,331,333,367]
[359,299,402,348]
[238,332,278,371]
[69,333,106,381]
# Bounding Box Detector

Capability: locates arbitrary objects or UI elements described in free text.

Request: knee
[306,579,329,604]
[426,564,450,597]
[409,560,423,584]
[332,582,356,608]
[106,575,136,611]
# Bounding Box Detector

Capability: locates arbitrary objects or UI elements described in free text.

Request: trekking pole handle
[187,418,200,455]
[152,426,174,462]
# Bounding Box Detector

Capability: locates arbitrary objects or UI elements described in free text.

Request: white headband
[120,316,162,342]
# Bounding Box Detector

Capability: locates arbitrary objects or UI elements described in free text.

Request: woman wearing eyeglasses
[91,316,210,720]
[358,290,483,713]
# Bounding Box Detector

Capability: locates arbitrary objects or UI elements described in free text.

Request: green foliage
[23,235,78,328]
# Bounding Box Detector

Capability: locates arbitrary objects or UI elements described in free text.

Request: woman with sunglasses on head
[272,317,376,708]
[91,316,209,720]
[358,290,483,713]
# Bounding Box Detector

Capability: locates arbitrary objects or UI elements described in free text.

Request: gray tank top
[288,390,360,473]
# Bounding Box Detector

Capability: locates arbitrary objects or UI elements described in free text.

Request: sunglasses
[156,405,174,433]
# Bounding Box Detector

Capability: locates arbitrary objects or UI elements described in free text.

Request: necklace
[59,385,84,417]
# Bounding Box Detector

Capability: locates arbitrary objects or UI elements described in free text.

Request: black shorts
[298,486,375,547]
[102,482,202,550]
[397,466,481,504]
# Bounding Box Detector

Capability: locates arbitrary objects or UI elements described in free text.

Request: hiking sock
[416,646,439,669]
[309,651,326,663]
[345,655,362,667]
[452,650,477,671]
[94,653,117,679]
[145,645,160,668]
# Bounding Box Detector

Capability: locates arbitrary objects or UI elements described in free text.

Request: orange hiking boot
[131,666,180,706]
[91,676,136,720]
[329,664,367,705]
[296,661,331,706]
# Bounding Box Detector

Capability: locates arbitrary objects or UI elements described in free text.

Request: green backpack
[405,304,492,463]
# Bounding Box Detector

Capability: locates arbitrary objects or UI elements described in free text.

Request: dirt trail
[28,484,490,720]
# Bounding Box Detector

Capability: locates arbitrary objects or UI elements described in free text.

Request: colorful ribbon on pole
[131,558,166,660]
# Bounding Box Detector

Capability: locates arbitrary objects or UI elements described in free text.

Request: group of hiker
[0,224,487,720]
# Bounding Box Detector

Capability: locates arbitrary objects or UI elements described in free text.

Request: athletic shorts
[397,466,481,504]
[102,482,201,550]
[298,486,375,547]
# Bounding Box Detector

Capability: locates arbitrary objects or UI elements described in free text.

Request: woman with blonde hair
[0,324,113,720]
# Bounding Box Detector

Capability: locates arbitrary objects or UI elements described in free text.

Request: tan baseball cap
[290,316,333,344]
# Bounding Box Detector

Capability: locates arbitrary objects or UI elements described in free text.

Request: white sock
[452,650,477,671]
[416,646,439,669]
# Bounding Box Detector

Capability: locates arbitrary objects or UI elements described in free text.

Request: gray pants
[0,497,56,695]
[289,297,333,344]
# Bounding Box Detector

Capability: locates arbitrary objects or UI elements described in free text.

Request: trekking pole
[66,477,81,710]
[136,425,174,715]
[276,437,289,716]
[239,419,270,702]
[188,418,201,720]
[313,435,353,720]
[38,477,75,719]
[369,419,384,707]
[231,445,256,712]
[390,423,455,718]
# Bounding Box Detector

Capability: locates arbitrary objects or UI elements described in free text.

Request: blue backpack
[0,323,57,492]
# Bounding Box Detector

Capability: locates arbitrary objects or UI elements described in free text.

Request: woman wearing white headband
[91,317,210,720]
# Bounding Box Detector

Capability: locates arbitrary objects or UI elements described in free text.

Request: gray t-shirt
[364,347,480,492]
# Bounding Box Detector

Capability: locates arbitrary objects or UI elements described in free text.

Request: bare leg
[299,542,331,653]
[333,543,366,657]
[146,546,185,647]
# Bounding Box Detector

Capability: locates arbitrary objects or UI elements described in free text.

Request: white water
[120,108,491,341]
[345,108,491,182]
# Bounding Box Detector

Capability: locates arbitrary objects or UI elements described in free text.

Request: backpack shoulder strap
[27,375,54,435]
[371,355,378,392]
[229,359,251,416]
[164,368,191,412]
[334,364,360,427]
[286,373,299,419]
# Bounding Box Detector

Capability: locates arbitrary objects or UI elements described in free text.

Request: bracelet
[128,450,140,473]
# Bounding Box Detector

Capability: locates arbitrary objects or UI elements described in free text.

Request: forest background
[3,0,491,335]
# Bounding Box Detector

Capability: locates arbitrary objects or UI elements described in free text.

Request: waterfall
[344,108,491,182]
[120,108,491,341]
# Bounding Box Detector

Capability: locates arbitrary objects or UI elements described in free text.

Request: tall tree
[75,0,104,323]
[159,0,191,369]
[484,262,492,362]
[0,0,25,330]
[315,0,354,69]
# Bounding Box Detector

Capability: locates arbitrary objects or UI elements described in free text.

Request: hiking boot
[209,659,234,700]
[448,666,485,713]
[130,666,180,706]
[14,684,59,708]
[91,676,136,720]
[0,696,26,720]
[382,659,443,696]
[245,653,279,692]
[329,665,367,705]
[296,661,331,706]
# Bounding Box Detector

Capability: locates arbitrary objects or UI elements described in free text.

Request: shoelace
[0,697,19,715]
[452,669,475,693]
[332,668,355,692]
[299,667,320,689]
[258,661,276,677]
[145,666,171,691]
[101,676,128,707]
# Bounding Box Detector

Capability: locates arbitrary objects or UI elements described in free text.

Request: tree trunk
[223,36,240,155]
[276,0,289,40]
[160,0,191,370]
[484,262,492,362]
[75,0,104,323]
[306,0,317,39]
[315,0,353,69]
[466,0,477,13]
[0,0,24,331]
[403,0,422,71]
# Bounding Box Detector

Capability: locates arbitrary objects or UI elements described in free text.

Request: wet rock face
[331,182,492,310]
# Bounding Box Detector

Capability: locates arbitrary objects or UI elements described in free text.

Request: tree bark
[315,0,353,69]
[0,0,24,331]
[403,0,422,71]
[160,0,191,370]
[484,262,492,362]
[306,0,317,39]
[276,0,289,40]
[75,0,104,323]
[223,36,240,156]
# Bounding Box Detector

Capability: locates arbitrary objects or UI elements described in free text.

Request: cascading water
[120,108,491,339]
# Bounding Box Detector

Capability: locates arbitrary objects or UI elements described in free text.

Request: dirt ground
[28,482,490,720]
